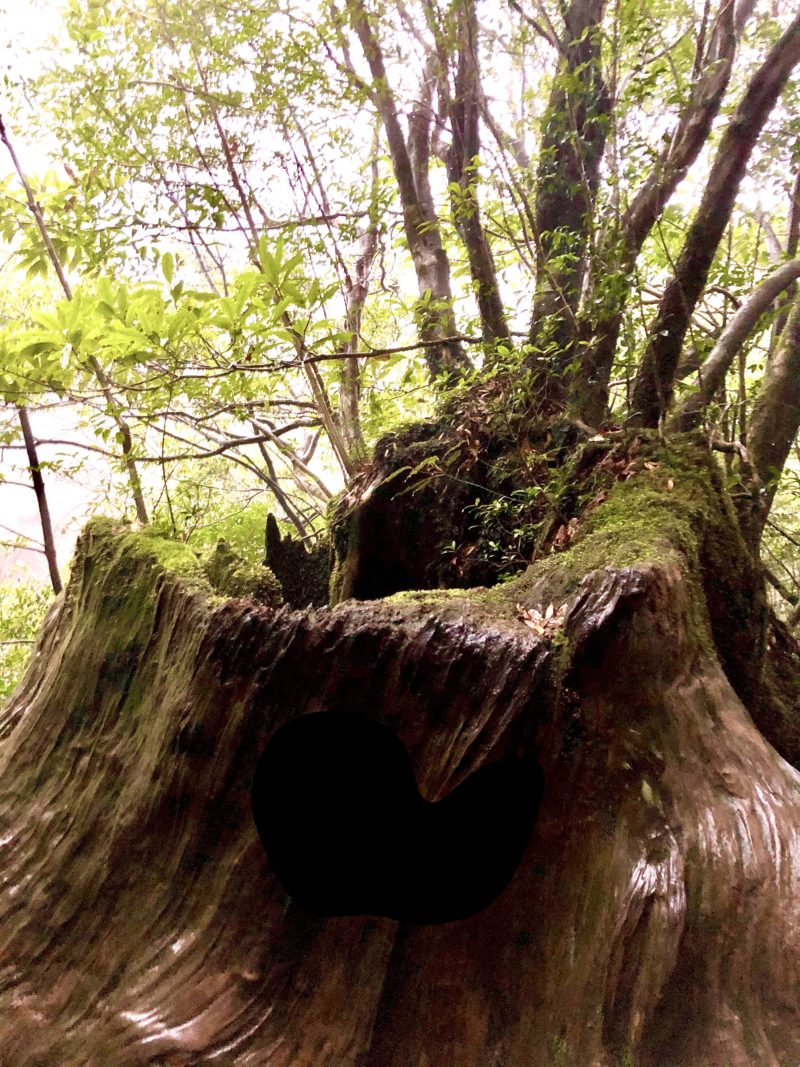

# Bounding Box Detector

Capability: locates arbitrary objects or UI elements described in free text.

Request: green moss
[202,539,282,606]
[516,438,716,593]
[82,517,210,589]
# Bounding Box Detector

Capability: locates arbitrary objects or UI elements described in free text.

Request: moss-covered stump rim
[75,434,764,723]
[68,517,283,609]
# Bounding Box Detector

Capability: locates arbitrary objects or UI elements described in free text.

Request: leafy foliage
[0,583,52,702]
[0,0,799,616]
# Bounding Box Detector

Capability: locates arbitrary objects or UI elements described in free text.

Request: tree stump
[0,438,798,1066]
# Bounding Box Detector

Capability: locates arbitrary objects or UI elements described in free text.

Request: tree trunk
[441,0,509,346]
[1,433,799,1066]
[572,0,740,425]
[17,405,62,594]
[630,13,800,428]
[528,0,609,373]
[348,0,470,380]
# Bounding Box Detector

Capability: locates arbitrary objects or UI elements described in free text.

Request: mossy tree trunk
[1,434,799,1066]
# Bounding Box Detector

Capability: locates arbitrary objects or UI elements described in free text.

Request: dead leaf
[516,602,567,638]
[622,461,639,479]
[553,517,580,550]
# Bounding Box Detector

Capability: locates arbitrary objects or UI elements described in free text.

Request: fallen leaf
[516,602,567,638]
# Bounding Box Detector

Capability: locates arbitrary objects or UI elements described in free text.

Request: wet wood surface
[0,501,798,1065]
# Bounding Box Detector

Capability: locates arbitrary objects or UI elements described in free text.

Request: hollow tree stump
[0,438,798,1066]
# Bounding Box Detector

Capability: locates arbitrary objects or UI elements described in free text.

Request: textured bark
[348,0,469,380]
[630,13,800,428]
[1,438,799,1066]
[528,0,609,368]
[572,0,740,424]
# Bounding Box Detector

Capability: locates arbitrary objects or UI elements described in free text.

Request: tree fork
[630,13,800,428]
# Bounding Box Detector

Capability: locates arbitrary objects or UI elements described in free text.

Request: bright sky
[0,2,91,584]
[1,0,63,170]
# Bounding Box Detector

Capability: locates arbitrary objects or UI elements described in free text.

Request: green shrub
[0,583,53,703]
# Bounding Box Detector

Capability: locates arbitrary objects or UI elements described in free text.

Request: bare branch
[673,259,800,431]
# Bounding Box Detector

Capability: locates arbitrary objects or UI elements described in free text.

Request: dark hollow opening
[251,712,544,925]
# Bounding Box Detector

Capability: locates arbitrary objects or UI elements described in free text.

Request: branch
[0,115,149,523]
[506,0,561,50]
[746,291,800,534]
[347,0,469,379]
[764,565,799,607]
[771,163,800,345]
[234,333,487,371]
[17,407,62,593]
[631,12,800,427]
[672,259,800,430]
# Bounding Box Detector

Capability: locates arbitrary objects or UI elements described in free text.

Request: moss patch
[203,539,282,606]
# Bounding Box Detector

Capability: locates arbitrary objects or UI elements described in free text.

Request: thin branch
[631,11,800,427]
[673,259,800,430]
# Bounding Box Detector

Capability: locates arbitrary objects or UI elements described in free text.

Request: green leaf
[161,251,175,285]
[258,236,278,282]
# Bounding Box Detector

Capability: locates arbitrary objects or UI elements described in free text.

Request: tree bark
[347,0,470,380]
[338,220,378,465]
[435,0,509,345]
[16,405,62,594]
[572,0,740,424]
[1,434,798,1066]
[630,13,800,428]
[528,0,609,373]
